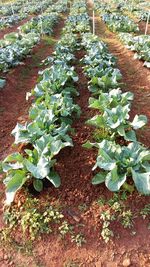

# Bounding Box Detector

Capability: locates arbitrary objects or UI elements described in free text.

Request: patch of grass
[97,193,137,242]
[100,210,115,243]
[0,197,86,249]
[20,66,32,78]
[1,197,65,242]
[140,204,150,219]
[42,35,56,46]
[0,107,5,114]
[78,203,88,212]
[71,233,86,247]
[64,259,81,267]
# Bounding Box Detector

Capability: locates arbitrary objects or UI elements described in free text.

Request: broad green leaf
[24,157,49,179]
[3,152,23,163]
[124,130,137,142]
[2,162,24,172]
[131,169,150,195]
[86,115,105,128]
[105,167,127,191]
[138,150,150,162]
[0,79,6,89]
[33,179,43,192]
[82,141,94,149]
[92,172,106,185]
[5,170,27,205]
[131,115,147,130]
[46,171,61,188]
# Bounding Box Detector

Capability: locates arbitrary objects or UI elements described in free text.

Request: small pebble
[3,255,8,261]
[122,258,131,267]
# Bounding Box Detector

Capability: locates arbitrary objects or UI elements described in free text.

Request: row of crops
[0,0,55,30]
[1,0,150,206]
[0,0,68,89]
[95,0,150,68]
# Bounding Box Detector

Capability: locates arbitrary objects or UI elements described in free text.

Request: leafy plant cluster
[1,0,91,205]
[0,0,67,72]
[0,0,52,16]
[103,0,150,22]
[1,197,86,247]
[0,0,24,16]
[102,13,139,33]
[64,1,90,34]
[97,192,150,242]
[95,0,150,68]
[98,193,134,242]
[94,1,139,33]
[0,32,40,72]
[19,13,59,36]
[119,33,150,68]
[81,32,150,195]
[19,0,69,36]
[0,0,54,30]
[0,14,27,30]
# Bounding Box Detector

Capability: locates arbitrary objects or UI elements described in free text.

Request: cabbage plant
[83,140,150,195]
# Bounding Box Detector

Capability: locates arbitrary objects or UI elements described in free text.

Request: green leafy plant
[83,140,150,195]
[59,221,73,238]
[2,149,61,205]
[71,233,86,247]
[87,104,147,142]
[2,198,64,241]
[140,204,150,219]
[102,13,139,33]
[100,210,114,243]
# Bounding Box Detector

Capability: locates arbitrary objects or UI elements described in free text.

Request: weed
[121,210,133,229]
[97,196,106,206]
[98,192,135,242]
[64,259,81,267]
[78,203,88,212]
[100,210,115,243]
[59,221,73,238]
[140,204,150,219]
[71,233,86,247]
[42,35,56,46]
[1,197,64,241]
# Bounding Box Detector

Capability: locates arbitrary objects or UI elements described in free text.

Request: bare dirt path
[0,16,66,160]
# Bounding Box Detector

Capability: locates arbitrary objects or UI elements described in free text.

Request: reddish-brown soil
[0,6,150,267]
[138,21,150,35]
[0,15,34,39]
[0,16,65,160]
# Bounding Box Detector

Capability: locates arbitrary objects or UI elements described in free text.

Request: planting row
[0,0,52,17]
[0,0,89,205]
[79,4,150,195]
[95,0,150,68]
[0,0,67,76]
[111,0,150,22]
[0,0,54,30]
